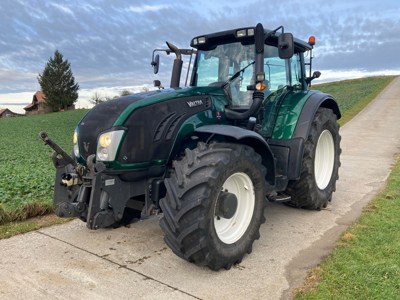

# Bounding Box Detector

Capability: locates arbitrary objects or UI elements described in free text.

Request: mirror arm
[264,25,284,41]
[306,71,321,85]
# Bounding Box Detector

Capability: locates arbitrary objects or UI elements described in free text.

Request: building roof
[35,91,45,103]
[24,91,46,110]
[0,108,20,116]
[24,103,35,110]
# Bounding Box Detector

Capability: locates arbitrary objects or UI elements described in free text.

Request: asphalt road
[1,77,400,300]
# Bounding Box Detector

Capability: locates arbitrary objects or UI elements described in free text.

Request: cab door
[260,50,307,138]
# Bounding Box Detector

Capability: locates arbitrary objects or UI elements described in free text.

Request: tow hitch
[39,132,138,229]
[39,131,88,220]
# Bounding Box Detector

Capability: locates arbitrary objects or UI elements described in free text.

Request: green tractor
[40,23,341,270]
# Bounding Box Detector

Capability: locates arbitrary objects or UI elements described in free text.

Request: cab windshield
[192,41,300,107]
[193,42,254,107]
[194,42,255,86]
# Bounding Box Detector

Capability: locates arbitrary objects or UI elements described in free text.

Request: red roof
[24,91,46,110]
[35,91,45,103]
[23,103,35,110]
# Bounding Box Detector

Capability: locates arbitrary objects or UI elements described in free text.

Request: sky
[1,0,400,113]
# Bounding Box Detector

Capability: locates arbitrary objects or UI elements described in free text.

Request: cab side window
[290,53,302,89]
[264,49,287,91]
[264,46,303,91]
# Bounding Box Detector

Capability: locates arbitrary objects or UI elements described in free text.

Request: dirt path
[1,77,400,300]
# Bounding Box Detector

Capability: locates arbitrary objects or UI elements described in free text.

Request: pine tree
[37,50,79,112]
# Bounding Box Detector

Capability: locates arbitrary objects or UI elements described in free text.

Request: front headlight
[96,130,125,162]
[99,134,112,148]
[73,129,79,157]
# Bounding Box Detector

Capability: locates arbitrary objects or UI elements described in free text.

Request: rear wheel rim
[214,172,255,244]
[314,129,335,190]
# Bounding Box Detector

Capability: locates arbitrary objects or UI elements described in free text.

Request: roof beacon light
[308,36,316,46]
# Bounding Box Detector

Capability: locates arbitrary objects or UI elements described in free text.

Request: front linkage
[39,132,145,229]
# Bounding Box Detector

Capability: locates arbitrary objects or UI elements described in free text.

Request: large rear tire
[286,107,341,210]
[159,142,266,270]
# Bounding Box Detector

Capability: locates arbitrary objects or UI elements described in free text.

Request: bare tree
[89,91,105,105]
[120,90,132,96]
[141,86,149,93]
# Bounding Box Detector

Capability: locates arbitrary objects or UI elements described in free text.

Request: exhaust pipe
[166,42,182,88]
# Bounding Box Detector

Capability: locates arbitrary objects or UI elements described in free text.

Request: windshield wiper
[224,60,255,85]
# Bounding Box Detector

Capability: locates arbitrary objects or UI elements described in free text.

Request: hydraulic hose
[225,91,264,120]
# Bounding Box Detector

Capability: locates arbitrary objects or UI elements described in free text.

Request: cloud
[0,91,37,113]
[49,2,75,16]
[0,69,39,93]
[0,0,399,96]
[126,4,170,13]
[314,69,400,84]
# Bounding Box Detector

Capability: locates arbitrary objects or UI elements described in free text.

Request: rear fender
[292,92,341,140]
[273,92,341,183]
[195,125,275,189]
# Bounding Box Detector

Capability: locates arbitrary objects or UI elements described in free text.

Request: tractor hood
[77,89,176,161]
[76,86,222,162]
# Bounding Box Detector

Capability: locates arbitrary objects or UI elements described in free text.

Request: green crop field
[0,76,396,226]
[0,109,88,223]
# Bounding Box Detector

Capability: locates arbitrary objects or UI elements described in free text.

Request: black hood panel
[77,91,161,160]
[117,95,211,164]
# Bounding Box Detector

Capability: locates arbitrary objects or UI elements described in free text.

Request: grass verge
[0,214,72,240]
[315,76,396,125]
[294,156,400,299]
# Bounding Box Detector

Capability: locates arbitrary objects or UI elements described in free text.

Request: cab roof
[191,26,313,53]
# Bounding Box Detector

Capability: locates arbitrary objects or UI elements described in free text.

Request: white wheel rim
[314,129,335,190]
[214,172,255,244]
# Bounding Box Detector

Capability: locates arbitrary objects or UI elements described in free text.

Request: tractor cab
[188,24,318,138]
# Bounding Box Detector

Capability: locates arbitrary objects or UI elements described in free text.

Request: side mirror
[278,33,294,59]
[151,54,160,74]
[312,71,321,79]
[153,80,163,89]
[306,71,321,85]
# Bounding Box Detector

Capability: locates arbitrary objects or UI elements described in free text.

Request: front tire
[286,108,341,210]
[159,142,266,270]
